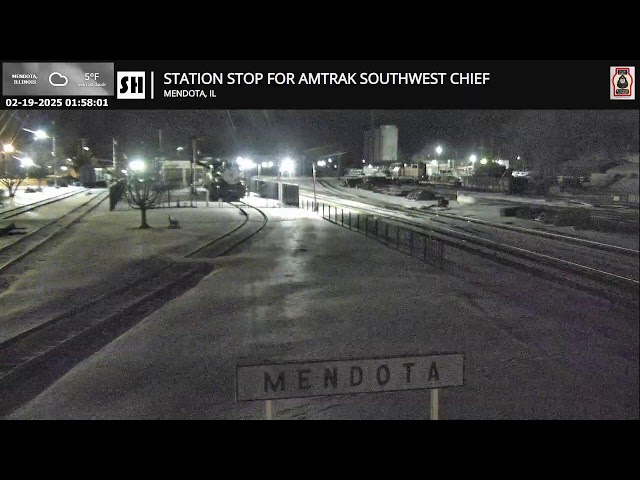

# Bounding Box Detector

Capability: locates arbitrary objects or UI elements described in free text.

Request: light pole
[312,161,318,211]
[469,155,477,174]
[33,129,58,188]
[2,143,14,177]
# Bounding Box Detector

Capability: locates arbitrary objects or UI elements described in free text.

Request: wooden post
[265,400,274,420]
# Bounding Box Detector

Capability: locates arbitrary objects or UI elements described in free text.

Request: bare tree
[1,153,26,197]
[125,175,162,229]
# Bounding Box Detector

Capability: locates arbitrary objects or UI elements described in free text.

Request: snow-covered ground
[0,186,85,212]
[0,200,248,343]
[8,201,638,419]
[299,179,639,251]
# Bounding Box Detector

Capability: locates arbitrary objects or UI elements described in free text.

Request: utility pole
[191,136,197,206]
[312,161,318,212]
[158,129,164,181]
[112,138,118,178]
[52,135,58,188]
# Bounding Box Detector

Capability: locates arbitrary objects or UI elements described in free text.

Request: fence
[299,198,444,269]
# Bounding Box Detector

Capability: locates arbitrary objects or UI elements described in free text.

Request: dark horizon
[3,110,638,167]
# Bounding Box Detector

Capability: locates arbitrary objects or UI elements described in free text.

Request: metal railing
[300,198,444,269]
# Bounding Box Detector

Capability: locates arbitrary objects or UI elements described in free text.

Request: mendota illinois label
[610,66,635,100]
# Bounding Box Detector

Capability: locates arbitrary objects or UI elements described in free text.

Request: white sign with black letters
[236,354,464,401]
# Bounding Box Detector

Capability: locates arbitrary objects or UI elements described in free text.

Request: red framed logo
[610,66,635,100]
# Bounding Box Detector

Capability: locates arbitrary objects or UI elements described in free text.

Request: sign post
[237,353,464,420]
[431,388,439,420]
[264,400,273,420]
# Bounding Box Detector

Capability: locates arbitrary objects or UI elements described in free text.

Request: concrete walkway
[8,202,638,419]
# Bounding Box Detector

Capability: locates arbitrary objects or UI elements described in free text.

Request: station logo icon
[117,71,146,99]
[610,67,635,100]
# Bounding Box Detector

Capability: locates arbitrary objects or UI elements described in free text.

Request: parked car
[406,189,437,201]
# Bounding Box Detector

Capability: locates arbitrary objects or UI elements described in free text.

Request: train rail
[314,179,639,253]
[0,188,89,221]
[300,187,639,300]
[0,200,268,416]
[0,190,110,274]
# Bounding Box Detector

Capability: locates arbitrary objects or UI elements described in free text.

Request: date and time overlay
[2,62,219,109]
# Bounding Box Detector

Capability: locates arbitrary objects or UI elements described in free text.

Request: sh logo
[117,72,146,99]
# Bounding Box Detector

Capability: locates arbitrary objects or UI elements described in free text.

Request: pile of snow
[608,176,639,194]
[606,161,639,194]
[456,193,477,205]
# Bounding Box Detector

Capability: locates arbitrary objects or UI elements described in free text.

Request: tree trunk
[140,208,150,229]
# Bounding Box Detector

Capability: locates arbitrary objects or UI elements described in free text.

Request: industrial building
[363,125,398,164]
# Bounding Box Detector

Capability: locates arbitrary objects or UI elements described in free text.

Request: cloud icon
[49,72,68,87]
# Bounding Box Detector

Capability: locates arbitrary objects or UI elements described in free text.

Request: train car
[461,175,528,194]
[209,166,246,201]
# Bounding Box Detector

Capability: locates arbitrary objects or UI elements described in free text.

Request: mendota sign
[236,353,465,402]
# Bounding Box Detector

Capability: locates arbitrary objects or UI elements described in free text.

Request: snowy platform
[0,200,248,343]
[7,202,638,420]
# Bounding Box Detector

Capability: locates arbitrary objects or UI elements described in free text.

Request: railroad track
[0,199,268,416]
[314,179,639,257]
[0,188,89,221]
[301,188,639,300]
[0,190,110,274]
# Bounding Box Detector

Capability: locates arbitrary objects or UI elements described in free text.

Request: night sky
[5,110,639,166]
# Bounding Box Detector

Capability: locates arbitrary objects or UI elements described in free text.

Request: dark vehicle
[406,189,437,201]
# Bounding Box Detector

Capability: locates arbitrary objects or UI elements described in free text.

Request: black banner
[1,60,638,109]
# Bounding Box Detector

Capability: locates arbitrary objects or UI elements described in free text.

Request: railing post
[357,214,360,232]
[396,227,400,250]
[322,203,325,218]
[348,212,351,230]
[341,209,344,226]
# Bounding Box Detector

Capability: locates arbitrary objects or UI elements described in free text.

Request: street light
[34,130,49,140]
[436,146,443,156]
[129,159,146,172]
[20,157,35,168]
[469,155,477,163]
[3,144,14,153]
[31,128,58,187]
[480,158,488,165]
[280,157,295,176]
